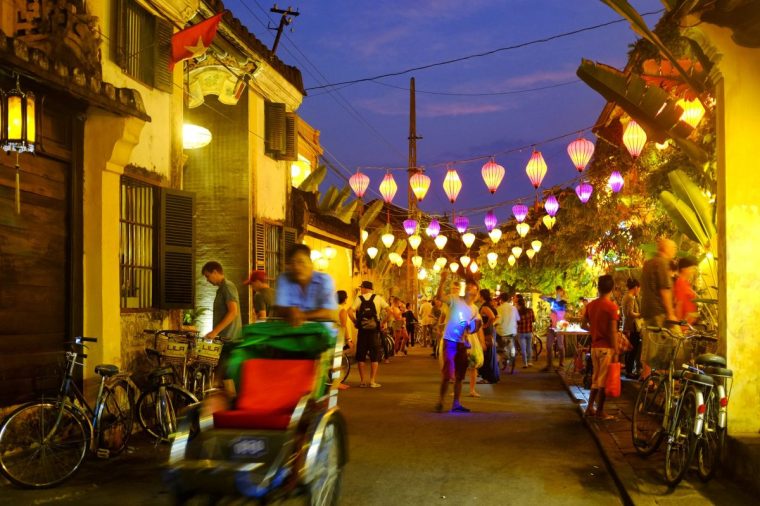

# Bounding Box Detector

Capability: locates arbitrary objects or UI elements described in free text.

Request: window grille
[120,177,155,309]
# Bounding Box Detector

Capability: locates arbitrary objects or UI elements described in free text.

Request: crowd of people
[198,236,700,416]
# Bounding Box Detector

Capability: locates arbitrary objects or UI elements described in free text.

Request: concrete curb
[555,368,638,506]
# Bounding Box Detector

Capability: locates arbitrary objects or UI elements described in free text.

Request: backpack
[356,294,379,330]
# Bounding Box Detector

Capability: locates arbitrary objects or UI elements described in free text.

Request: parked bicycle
[631,321,727,486]
[136,330,199,442]
[0,337,135,488]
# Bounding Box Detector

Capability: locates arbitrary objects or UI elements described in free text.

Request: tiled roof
[205,0,306,95]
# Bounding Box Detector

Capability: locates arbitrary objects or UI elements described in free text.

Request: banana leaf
[600,0,705,95]
[577,59,708,165]
[299,165,326,192]
[359,200,384,230]
[660,191,709,246]
[667,169,717,239]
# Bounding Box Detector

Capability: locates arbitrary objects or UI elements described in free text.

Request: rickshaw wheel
[305,417,345,506]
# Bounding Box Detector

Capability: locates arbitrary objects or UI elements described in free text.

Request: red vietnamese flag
[169,12,224,70]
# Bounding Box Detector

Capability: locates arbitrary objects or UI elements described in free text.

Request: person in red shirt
[582,274,620,421]
[674,256,699,324]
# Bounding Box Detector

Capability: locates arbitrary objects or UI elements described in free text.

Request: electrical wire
[305,9,665,91]
[233,0,405,162]
[369,79,582,97]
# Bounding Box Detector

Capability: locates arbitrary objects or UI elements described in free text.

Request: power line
[305,9,664,91]
[233,0,405,161]
[369,79,582,97]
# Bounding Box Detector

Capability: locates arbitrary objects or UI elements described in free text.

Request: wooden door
[0,92,82,405]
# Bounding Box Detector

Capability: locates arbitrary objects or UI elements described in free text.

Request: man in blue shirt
[274,244,338,325]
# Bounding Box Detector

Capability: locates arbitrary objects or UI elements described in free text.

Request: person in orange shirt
[673,257,699,325]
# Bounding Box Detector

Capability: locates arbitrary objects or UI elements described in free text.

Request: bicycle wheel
[305,416,345,506]
[0,402,88,488]
[339,353,351,384]
[697,389,724,482]
[97,379,135,456]
[532,335,543,361]
[137,385,198,442]
[664,386,698,486]
[632,374,666,456]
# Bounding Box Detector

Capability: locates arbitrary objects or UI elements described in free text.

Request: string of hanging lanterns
[354,106,686,272]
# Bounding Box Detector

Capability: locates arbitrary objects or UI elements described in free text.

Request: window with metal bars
[264,224,281,285]
[112,0,173,92]
[120,177,156,309]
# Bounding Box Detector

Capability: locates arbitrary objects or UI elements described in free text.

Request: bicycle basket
[163,340,189,368]
[194,338,223,366]
[646,331,678,370]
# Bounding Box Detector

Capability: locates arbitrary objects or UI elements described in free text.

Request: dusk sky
[227,0,663,229]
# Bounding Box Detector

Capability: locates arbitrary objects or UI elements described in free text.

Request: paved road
[338,346,622,505]
[0,346,622,505]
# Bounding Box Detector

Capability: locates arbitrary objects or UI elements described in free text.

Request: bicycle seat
[695,353,726,368]
[704,366,733,378]
[681,370,715,387]
[149,367,175,380]
[95,364,120,377]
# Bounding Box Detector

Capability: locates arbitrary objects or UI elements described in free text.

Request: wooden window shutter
[280,226,298,275]
[279,113,298,161]
[158,188,195,308]
[253,220,266,271]
[154,17,173,93]
[265,101,286,157]
[112,0,127,68]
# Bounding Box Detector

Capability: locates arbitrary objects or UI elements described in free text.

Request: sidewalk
[557,366,755,505]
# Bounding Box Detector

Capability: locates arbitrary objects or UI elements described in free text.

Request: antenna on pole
[269,4,300,56]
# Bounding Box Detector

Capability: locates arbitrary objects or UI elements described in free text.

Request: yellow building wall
[81,0,183,370]
[249,93,288,222]
[702,25,760,434]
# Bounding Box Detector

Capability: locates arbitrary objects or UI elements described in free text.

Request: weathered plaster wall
[249,94,288,222]
[94,0,175,178]
[703,24,760,434]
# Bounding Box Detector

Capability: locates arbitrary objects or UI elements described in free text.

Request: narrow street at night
[0,347,622,505]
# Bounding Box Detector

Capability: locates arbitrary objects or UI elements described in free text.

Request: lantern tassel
[14,153,20,215]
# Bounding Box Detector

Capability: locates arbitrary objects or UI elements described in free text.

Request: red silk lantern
[349,170,370,198]
[623,120,647,159]
[481,158,505,194]
[443,168,462,203]
[379,172,397,203]
[410,172,431,201]
[544,195,559,217]
[525,149,547,189]
[567,137,595,172]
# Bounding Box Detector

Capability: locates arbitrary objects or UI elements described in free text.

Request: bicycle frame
[46,350,105,453]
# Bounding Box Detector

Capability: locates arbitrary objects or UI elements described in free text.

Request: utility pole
[408,77,422,303]
[269,4,300,56]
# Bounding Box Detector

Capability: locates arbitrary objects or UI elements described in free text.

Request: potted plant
[181,307,208,332]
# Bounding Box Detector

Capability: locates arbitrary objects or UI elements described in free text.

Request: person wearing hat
[349,281,389,388]
[243,270,275,320]
[674,256,699,324]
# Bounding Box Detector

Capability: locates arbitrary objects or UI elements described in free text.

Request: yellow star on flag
[184,36,208,59]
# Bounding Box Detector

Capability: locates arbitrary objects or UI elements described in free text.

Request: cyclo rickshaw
[165,320,348,505]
